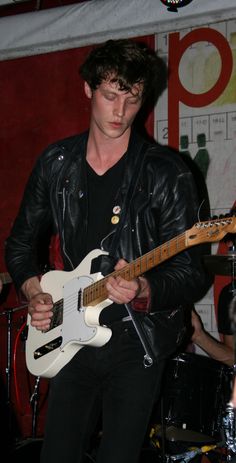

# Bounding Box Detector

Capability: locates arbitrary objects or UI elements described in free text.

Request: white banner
[0,0,236,60]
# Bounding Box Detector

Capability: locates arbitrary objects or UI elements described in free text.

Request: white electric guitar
[25,215,236,378]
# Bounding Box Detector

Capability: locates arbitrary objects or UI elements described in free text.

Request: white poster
[155,20,236,351]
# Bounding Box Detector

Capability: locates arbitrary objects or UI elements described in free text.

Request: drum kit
[149,352,234,462]
[145,246,236,463]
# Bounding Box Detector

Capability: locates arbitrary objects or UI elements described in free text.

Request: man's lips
[110,121,122,127]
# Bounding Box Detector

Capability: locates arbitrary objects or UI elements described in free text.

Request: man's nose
[114,99,125,117]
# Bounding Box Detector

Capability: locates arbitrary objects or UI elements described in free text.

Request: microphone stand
[19,318,42,439]
[0,304,28,438]
[30,375,41,438]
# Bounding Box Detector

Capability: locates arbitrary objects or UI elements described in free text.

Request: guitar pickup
[34,336,62,359]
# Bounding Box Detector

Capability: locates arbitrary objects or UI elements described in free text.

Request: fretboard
[83,231,187,307]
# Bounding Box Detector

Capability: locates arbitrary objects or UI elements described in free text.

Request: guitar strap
[91,139,158,367]
[124,303,155,367]
[107,140,157,367]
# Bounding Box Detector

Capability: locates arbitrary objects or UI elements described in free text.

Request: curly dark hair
[79,39,167,102]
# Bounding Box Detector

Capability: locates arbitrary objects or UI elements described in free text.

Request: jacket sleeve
[144,157,213,311]
[5,154,53,292]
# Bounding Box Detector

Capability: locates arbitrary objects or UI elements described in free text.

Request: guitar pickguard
[61,275,98,346]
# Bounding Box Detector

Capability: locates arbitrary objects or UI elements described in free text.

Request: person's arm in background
[191,308,234,366]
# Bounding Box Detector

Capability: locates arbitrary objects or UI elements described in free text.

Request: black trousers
[40,321,166,463]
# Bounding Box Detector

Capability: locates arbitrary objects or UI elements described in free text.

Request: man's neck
[86,128,131,175]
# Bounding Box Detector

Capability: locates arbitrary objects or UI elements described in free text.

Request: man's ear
[84,81,93,99]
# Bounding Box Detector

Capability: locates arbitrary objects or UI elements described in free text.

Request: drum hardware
[149,352,234,463]
[164,443,218,463]
[158,353,231,442]
[156,425,216,444]
[149,424,222,463]
[222,402,236,459]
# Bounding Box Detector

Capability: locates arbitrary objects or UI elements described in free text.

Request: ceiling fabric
[0,0,236,61]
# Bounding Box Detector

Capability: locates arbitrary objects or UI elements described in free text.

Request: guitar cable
[13,319,27,415]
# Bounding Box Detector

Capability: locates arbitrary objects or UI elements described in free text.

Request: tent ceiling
[0,0,236,61]
[0,0,90,17]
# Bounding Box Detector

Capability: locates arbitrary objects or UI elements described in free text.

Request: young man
[5,39,210,463]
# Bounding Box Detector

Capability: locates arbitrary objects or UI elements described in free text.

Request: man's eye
[104,93,116,101]
[128,99,139,105]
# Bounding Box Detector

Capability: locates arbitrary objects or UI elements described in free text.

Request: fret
[43,216,236,312]
[83,232,189,306]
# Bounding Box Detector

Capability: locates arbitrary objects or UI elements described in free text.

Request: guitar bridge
[34,336,62,359]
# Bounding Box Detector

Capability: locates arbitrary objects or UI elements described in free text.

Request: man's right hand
[21,276,53,331]
[28,292,53,330]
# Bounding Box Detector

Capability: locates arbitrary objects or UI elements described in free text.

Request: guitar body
[26,249,112,378]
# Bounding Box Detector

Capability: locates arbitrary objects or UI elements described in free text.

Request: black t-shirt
[218,282,236,335]
[85,156,128,324]
[85,156,125,253]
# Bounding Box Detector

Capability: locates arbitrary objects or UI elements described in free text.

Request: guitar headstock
[186,214,236,246]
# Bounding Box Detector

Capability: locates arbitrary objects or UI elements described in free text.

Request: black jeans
[40,321,166,463]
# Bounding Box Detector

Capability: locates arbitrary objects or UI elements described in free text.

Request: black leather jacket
[5,130,211,311]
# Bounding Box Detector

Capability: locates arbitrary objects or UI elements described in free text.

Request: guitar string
[47,229,190,325]
[44,217,234,328]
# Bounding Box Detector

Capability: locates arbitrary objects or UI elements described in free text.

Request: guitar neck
[83,230,187,307]
[0,272,12,285]
[83,212,236,307]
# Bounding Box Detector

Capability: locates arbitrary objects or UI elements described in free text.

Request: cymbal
[157,425,216,443]
[204,254,236,276]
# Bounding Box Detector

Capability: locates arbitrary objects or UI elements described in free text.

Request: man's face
[84,78,143,140]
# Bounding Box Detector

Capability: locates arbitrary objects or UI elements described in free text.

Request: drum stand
[223,248,236,461]
[223,314,236,461]
[222,402,236,460]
